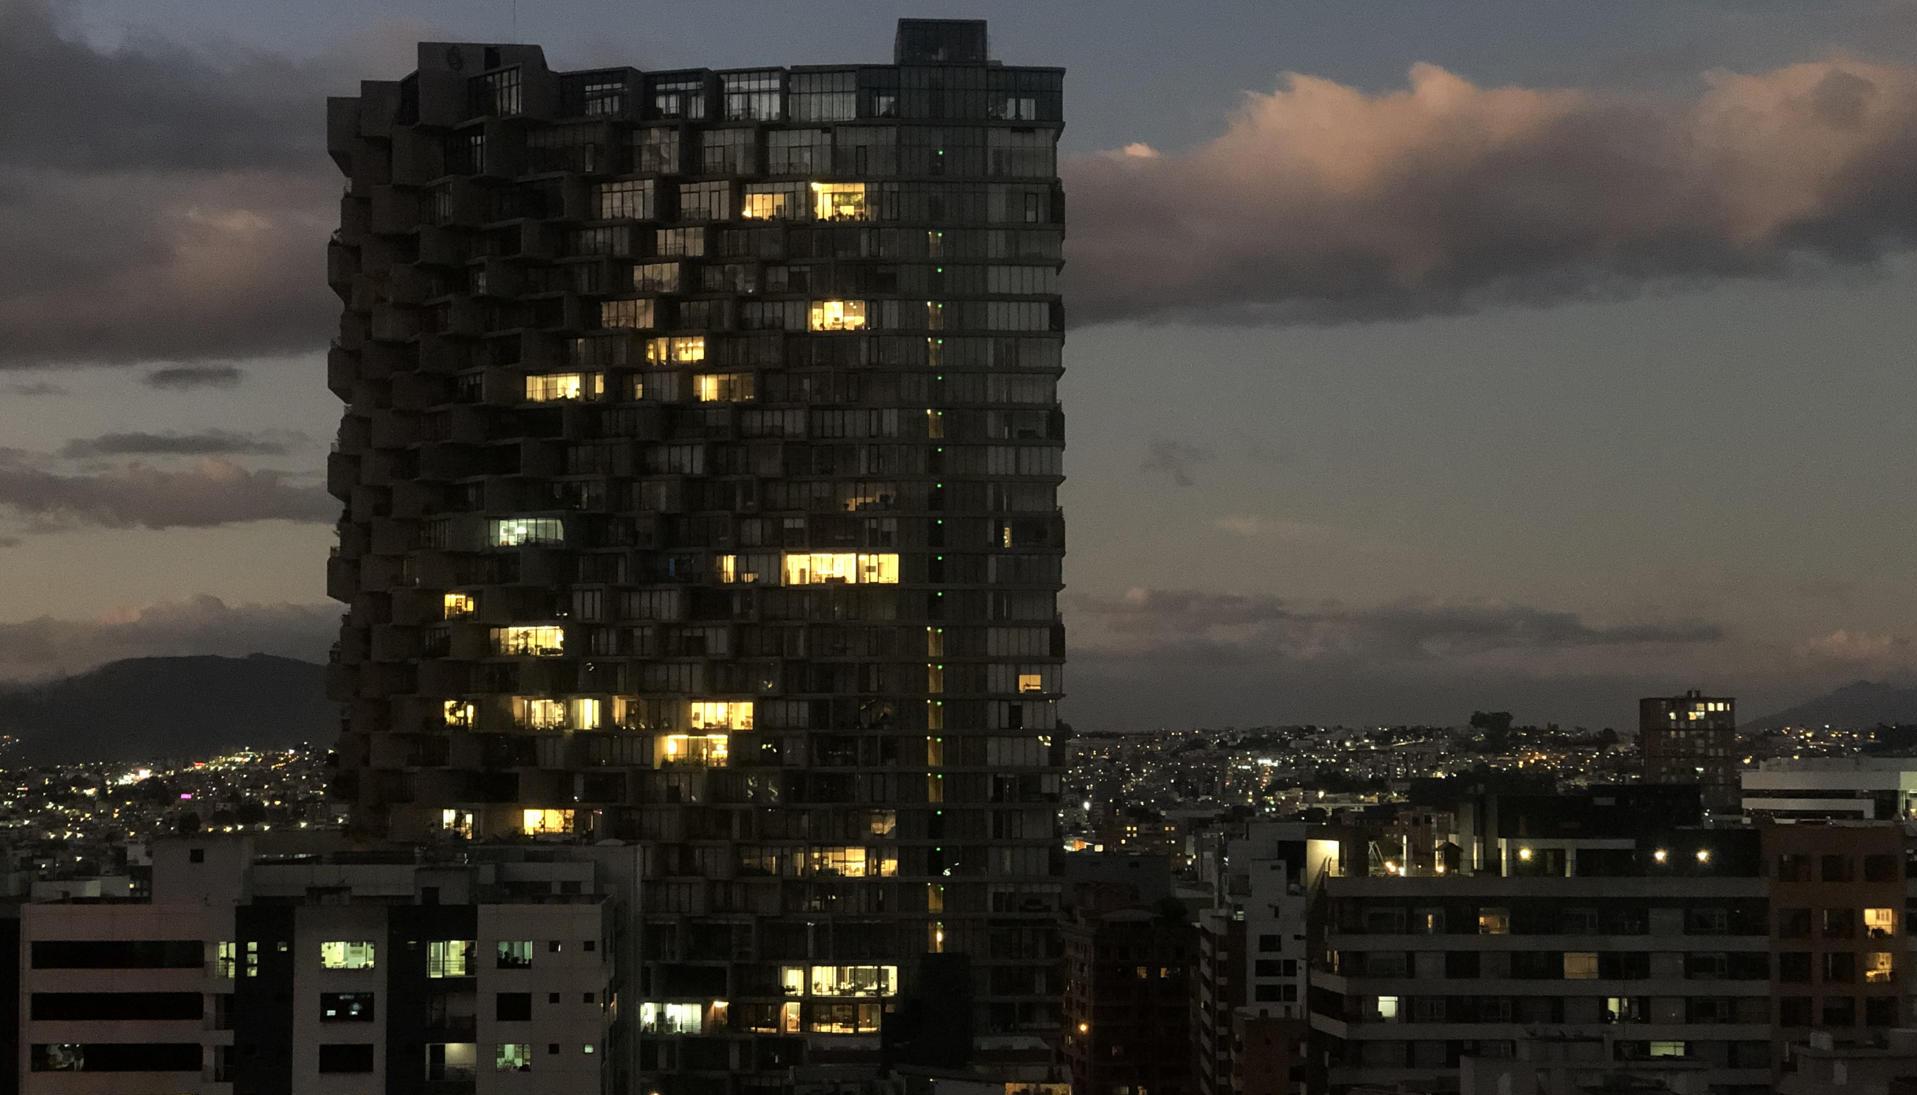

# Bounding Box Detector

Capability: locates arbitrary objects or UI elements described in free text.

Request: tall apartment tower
[1640,690,1737,811]
[324,18,1066,1089]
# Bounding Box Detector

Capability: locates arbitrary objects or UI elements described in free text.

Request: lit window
[1478,909,1510,935]
[637,1001,707,1034]
[1867,952,1896,983]
[659,733,730,767]
[443,592,476,618]
[694,373,756,402]
[807,965,898,998]
[644,336,706,364]
[525,372,603,402]
[511,697,598,731]
[496,941,533,969]
[441,810,473,839]
[320,941,377,970]
[741,191,793,220]
[494,1043,532,1072]
[521,809,575,835]
[216,941,238,979]
[1375,995,1399,1020]
[716,553,777,584]
[1649,1041,1687,1058]
[1866,908,1897,938]
[803,847,897,878]
[491,518,564,547]
[428,940,476,978]
[1564,952,1599,980]
[780,966,806,997]
[808,299,866,331]
[689,701,754,731]
[443,700,476,728]
[781,552,898,585]
[812,182,868,221]
[492,626,565,657]
[1018,673,1044,694]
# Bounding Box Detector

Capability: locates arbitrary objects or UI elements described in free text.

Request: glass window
[806,964,898,998]
[631,262,680,292]
[808,300,867,331]
[594,179,654,220]
[521,809,575,835]
[1478,909,1510,935]
[320,941,377,970]
[428,941,476,979]
[781,552,898,585]
[495,1043,533,1072]
[1866,907,1897,938]
[645,336,706,364]
[443,592,477,617]
[491,518,564,547]
[722,70,782,121]
[632,126,681,173]
[678,181,732,221]
[813,182,869,222]
[525,372,603,402]
[443,700,475,729]
[1375,995,1399,1020]
[1564,952,1599,980]
[651,75,705,120]
[492,626,564,657]
[659,733,730,767]
[689,701,754,731]
[694,373,756,402]
[1867,952,1895,984]
[497,941,533,969]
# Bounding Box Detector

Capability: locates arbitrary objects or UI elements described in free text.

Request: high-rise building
[324,18,1066,1088]
[1640,691,1738,811]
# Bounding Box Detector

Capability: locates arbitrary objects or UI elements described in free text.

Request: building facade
[1640,692,1738,812]
[18,838,616,1095]
[324,19,1065,1088]
[1307,790,1917,1095]
[1742,757,1917,822]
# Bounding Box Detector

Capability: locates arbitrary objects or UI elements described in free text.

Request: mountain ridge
[1746,679,1917,731]
[0,654,333,764]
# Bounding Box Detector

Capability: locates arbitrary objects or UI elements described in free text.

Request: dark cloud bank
[0,595,336,680]
[5,3,1917,366]
[0,451,332,530]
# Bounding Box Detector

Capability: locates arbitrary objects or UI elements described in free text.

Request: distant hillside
[0,655,333,764]
[1747,680,1917,731]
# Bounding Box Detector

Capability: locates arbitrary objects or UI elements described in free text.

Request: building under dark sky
[325,17,1065,1088]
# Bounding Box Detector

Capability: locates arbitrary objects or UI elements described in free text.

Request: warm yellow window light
[1018,673,1044,694]
[807,964,898,998]
[689,701,754,731]
[812,182,868,221]
[1866,908,1898,938]
[645,336,705,364]
[694,373,755,402]
[493,625,565,657]
[525,372,602,402]
[1868,952,1896,983]
[521,808,575,835]
[808,299,866,332]
[513,696,568,730]
[659,733,729,767]
[443,592,476,618]
[443,700,476,728]
[741,191,790,220]
[781,552,898,586]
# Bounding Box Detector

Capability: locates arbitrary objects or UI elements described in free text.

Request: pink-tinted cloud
[1067,59,1917,324]
[0,453,333,530]
[0,594,335,679]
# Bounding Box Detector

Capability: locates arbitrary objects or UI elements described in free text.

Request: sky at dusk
[3,0,1917,730]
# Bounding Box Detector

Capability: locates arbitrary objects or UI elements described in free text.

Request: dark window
[31,1043,202,1072]
[1824,952,1857,983]
[31,993,202,1021]
[1777,908,1811,938]
[1778,952,1811,983]
[189,848,205,863]
[1864,854,1899,882]
[1824,908,1857,940]
[321,992,375,1022]
[31,941,202,969]
[1822,855,1854,882]
[497,993,533,1022]
[318,1044,375,1073]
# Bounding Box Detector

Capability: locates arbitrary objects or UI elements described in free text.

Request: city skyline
[5,0,1917,730]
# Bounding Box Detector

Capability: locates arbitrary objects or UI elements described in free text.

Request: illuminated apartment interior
[325,18,1064,1091]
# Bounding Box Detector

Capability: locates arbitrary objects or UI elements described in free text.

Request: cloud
[1,379,65,396]
[144,365,243,390]
[0,594,336,680]
[1070,587,1722,662]
[1797,629,1916,674]
[62,430,291,458]
[0,452,333,530]
[1067,59,1917,325]
[1140,438,1216,487]
[0,1,362,368]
